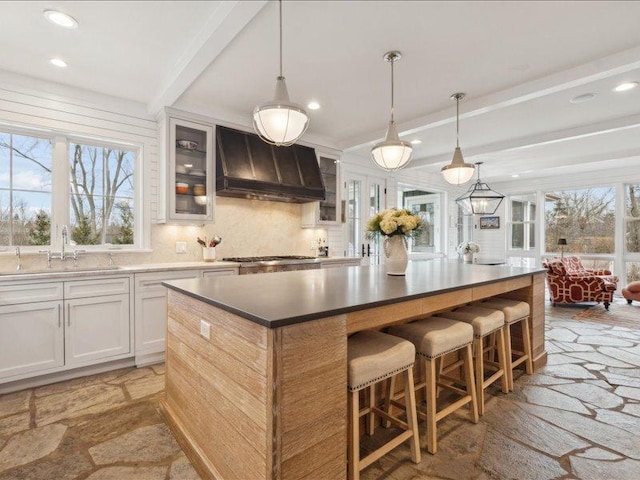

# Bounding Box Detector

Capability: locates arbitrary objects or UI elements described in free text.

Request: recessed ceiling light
[613,82,638,92]
[43,10,79,29]
[570,93,597,104]
[49,58,68,68]
[307,101,320,110]
[511,174,520,178]
[410,139,422,145]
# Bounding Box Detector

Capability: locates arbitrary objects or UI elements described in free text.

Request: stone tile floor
[0,298,638,479]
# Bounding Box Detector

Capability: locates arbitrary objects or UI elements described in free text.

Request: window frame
[0,125,143,253]
[507,193,536,253]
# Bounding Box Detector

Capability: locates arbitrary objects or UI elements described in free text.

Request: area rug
[572,301,639,329]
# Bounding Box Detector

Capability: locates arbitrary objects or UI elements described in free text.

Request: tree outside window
[544,187,615,254]
[0,132,52,246]
[69,142,135,245]
[625,184,640,282]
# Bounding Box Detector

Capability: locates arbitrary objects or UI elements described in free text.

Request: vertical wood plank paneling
[279,315,347,480]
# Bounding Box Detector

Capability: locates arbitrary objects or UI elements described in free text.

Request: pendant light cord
[456,95,460,148]
[390,58,395,123]
[279,0,283,78]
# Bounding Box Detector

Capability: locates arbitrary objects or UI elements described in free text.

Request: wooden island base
[161,268,546,480]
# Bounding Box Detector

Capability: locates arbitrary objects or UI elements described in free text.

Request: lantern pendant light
[253,0,309,147]
[441,92,475,185]
[371,51,413,172]
[455,162,505,215]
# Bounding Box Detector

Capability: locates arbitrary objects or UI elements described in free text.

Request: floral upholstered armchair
[542,256,619,311]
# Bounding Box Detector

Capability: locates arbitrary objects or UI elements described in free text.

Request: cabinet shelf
[176,147,207,155]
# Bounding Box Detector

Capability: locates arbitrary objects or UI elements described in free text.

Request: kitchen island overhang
[161,262,547,480]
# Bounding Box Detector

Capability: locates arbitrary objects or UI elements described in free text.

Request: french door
[404,193,441,253]
[344,172,386,266]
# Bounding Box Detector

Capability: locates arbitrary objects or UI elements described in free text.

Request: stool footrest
[359,430,415,470]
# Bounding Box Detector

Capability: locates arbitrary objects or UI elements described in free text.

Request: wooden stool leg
[366,385,375,435]
[462,344,479,423]
[522,317,534,375]
[504,323,514,392]
[383,375,396,429]
[496,328,509,394]
[474,337,485,416]
[424,357,438,454]
[348,390,360,480]
[403,367,421,464]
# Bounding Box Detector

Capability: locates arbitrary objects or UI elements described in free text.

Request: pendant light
[253,0,309,147]
[371,51,412,171]
[456,162,505,215]
[441,93,475,184]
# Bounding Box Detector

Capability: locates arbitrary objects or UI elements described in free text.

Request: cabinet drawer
[64,277,130,299]
[0,282,63,306]
[135,270,201,291]
[202,268,238,278]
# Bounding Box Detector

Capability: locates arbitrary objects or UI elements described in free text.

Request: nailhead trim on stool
[347,330,421,480]
[480,297,533,391]
[439,306,508,416]
[388,317,478,454]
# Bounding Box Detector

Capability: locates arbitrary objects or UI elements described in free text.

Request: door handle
[58,304,61,328]
[67,304,71,326]
[361,243,365,258]
[367,243,372,257]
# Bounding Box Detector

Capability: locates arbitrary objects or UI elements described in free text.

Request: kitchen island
[161,261,546,480]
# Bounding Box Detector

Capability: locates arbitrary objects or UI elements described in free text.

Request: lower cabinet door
[135,288,167,355]
[65,294,130,366]
[0,301,64,380]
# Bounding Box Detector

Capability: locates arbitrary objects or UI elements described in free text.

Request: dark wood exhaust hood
[215,125,325,203]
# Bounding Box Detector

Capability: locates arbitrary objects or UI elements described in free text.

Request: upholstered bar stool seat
[388,317,478,454]
[439,306,508,416]
[480,297,533,391]
[347,330,421,480]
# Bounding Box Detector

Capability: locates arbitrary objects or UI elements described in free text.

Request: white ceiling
[1,1,640,183]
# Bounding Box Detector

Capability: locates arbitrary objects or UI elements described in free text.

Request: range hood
[216,125,325,203]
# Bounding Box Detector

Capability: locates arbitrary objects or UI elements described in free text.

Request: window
[625,183,640,255]
[509,194,536,251]
[0,132,53,246]
[544,187,615,254]
[69,142,135,245]
[398,185,441,253]
[0,128,139,249]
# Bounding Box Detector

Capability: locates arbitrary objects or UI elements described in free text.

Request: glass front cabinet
[302,154,341,227]
[158,111,214,223]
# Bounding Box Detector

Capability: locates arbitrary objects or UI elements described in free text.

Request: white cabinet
[134,269,201,365]
[0,277,131,384]
[302,154,342,227]
[158,108,215,224]
[202,267,239,277]
[0,301,64,380]
[65,294,130,366]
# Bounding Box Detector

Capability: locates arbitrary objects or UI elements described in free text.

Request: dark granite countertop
[163,261,545,328]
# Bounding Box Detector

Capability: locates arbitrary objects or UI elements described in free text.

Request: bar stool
[480,297,533,391]
[439,306,508,416]
[388,317,478,454]
[347,330,421,480]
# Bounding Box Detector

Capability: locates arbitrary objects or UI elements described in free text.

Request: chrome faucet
[15,246,23,271]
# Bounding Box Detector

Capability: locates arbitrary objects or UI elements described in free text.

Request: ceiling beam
[407,113,640,169]
[147,0,268,117]
[341,44,640,153]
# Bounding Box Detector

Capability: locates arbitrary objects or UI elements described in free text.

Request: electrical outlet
[200,320,211,340]
[175,241,187,254]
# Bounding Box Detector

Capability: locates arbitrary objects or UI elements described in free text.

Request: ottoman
[622,281,640,305]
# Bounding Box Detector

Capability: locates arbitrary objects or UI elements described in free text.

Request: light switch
[175,241,187,253]
[200,320,211,340]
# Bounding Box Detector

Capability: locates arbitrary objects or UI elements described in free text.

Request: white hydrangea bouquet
[456,241,480,255]
[366,208,422,238]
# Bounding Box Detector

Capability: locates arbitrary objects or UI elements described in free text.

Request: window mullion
[51,135,69,251]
